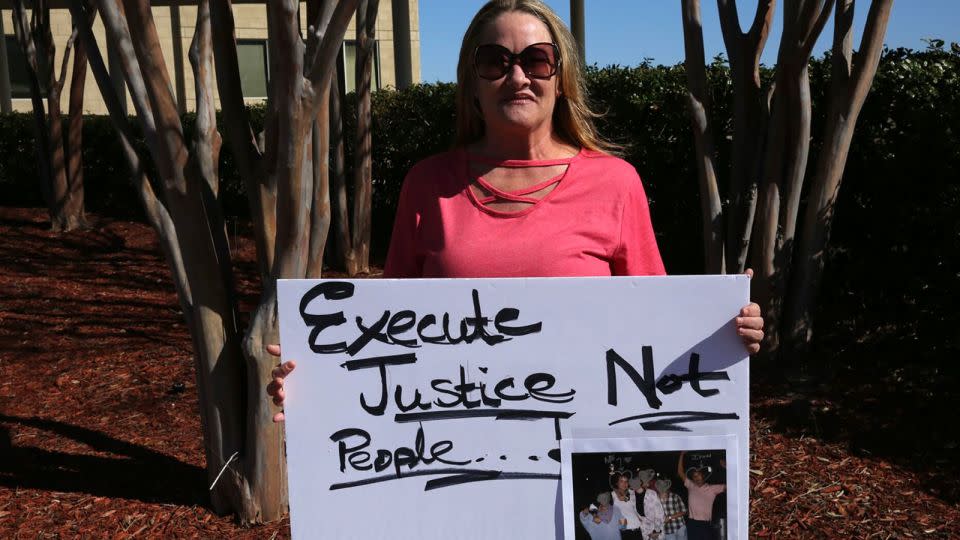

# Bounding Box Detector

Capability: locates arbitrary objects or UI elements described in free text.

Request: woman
[610,472,644,540]
[267,0,763,416]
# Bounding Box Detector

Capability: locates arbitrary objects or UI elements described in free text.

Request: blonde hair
[454,0,617,154]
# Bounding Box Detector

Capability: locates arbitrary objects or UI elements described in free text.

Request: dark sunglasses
[473,42,561,81]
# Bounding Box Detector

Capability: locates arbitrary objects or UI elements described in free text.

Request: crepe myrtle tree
[680,0,893,358]
[328,0,379,275]
[68,0,360,522]
[11,0,93,231]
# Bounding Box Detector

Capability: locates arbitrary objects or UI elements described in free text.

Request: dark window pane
[236,39,268,98]
[5,34,48,99]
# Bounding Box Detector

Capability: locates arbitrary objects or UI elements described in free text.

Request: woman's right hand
[265,343,296,423]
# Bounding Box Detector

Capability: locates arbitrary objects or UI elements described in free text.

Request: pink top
[383,148,665,278]
[684,478,725,521]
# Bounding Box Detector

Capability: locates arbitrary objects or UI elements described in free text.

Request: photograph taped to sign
[560,435,739,540]
[277,276,750,539]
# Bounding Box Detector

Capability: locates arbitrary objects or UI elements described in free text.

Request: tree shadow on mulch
[0,414,208,507]
[752,340,960,505]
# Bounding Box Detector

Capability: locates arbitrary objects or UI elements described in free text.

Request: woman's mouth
[502,95,535,105]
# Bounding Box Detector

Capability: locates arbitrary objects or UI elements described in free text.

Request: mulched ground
[1,207,957,539]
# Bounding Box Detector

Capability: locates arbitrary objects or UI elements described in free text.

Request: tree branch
[120,0,188,192]
[57,28,78,94]
[850,0,894,97]
[96,0,161,161]
[747,0,776,65]
[209,0,273,284]
[305,0,360,110]
[800,0,836,60]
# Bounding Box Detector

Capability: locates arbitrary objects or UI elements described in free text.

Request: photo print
[561,436,739,540]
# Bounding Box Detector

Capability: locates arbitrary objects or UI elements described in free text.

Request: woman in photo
[610,472,645,540]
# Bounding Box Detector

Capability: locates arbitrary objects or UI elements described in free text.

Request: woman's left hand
[737,269,765,355]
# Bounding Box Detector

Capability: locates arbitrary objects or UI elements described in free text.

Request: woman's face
[473,11,560,138]
[616,475,628,491]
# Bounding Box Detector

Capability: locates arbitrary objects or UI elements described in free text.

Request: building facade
[0,0,420,114]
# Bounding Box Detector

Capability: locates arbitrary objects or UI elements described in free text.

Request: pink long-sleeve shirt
[383,148,665,278]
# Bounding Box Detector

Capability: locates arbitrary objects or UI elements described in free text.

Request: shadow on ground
[0,415,208,506]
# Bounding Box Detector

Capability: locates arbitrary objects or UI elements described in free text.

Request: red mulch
[1,207,957,539]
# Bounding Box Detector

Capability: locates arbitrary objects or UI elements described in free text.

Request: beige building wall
[1,0,420,115]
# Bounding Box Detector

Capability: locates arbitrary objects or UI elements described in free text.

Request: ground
[1,208,957,539]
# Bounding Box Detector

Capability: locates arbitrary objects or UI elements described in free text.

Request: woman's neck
[471,131,577,161]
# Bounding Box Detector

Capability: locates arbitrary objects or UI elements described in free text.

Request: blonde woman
[267,0,763,417]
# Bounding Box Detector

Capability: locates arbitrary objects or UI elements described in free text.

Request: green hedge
[1,48,958,357]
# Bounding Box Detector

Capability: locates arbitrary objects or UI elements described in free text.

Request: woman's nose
[505,62,530,86]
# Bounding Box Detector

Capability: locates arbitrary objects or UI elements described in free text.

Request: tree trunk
[679,0,891,359]
[784,0,894,352]
[80,0,359,522]
[63,6,93,232]
[717,0,774,275]
[346,0,378,276]
[11,1,85,232]
[679,0,724,274]
[749,0,834,357]
[329,63,350,271]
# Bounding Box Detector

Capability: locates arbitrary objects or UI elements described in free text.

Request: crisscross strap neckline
[461,148,586,216]
[473,173,566,205]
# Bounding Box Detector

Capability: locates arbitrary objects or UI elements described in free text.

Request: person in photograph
[579,491,625,540]
[610,472,645,540]
[628,469,665,540]
[655,478,688,540]
[677,451,726,540]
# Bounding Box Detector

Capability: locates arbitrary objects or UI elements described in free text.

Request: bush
[1,49,957,359]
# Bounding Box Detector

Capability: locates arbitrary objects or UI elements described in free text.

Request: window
[341,40,380,94]
[4,34,48,99]
[236,39,268,98]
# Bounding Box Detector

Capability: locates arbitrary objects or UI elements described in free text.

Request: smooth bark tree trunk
[12,1,85,232]
[717,0,774,275]
[784,0,894,352]
[679,0,892,360]
[329,64,351,271]
[680,0,724,274]
[346,0,379,276]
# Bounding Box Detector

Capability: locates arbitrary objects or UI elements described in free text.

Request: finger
[266,343,281,357]
[744,268,754,279]
[266,379,279,397]
[738,328,764,344]
[270,360,297,379]
[273,385,285,404]
[272,411,286,423]
[740,303,761,317]
[736,316,764,330]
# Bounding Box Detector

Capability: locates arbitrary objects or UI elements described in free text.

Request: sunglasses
[474,42,561,81]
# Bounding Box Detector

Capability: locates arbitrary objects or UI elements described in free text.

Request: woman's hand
[737,269,765,355]
[265,344,296,423]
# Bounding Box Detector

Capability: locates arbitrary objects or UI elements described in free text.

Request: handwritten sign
[278,276,750,539]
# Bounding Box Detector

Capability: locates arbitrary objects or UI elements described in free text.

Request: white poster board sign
[277,276,750,540]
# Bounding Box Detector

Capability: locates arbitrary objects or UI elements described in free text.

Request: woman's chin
[488,111,547,133]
